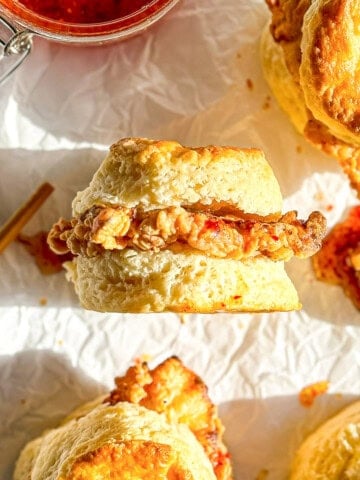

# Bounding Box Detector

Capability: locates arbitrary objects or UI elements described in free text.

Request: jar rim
[0,0,180,42]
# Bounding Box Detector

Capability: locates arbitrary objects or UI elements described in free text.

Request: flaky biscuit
[64,249,300,313]
[262,0,360,195]
[72,137,283,217]
[300,0,360,147]
[290,401,360,480]
[14,357,232,480]
[14,402,217,480]
[260,26,308,135]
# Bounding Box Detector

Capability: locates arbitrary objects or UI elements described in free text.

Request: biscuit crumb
[246,78,254,90]
[255,469,269,480]
[299,381,329,407]
[20,398,26,405]
[178,313,189,324]
[262,95,271,110]
[39,297,47,306]
[314,191,325,202]
[325,204,334,212]
[134,353,153,365]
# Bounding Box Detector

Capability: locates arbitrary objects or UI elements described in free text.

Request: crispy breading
[104,357,232,480]
[304,118,360,194]
[265,0,310,81]
[48,205,326,262]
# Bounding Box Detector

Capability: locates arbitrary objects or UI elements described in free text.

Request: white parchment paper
[1,1,360,479]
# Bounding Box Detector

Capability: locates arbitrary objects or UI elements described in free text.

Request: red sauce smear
[204,218,220,233]
[17,0,152,23]
[18,231,74,275]
[312,205,360,309]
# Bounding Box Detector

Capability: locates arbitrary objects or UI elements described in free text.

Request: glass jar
[0,0,180,84]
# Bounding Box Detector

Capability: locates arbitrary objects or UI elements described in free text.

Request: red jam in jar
[1,0,178,39]
[17,0,153,24]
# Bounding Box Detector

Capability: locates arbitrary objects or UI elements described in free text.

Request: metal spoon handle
[0,15,33,86]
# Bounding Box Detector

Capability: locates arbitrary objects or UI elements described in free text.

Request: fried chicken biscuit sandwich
[261,0,360,194]
[14,357,232,480]
[48,137,326,313]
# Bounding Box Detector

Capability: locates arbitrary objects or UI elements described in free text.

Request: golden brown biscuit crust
[67,441,191,480]
[266,0,360,137]
[263,0,360,195]
[303,0,360,138]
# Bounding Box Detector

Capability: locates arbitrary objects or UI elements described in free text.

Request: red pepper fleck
[204,218,220,232]
[215,449,231,467]
[246,78,254,90]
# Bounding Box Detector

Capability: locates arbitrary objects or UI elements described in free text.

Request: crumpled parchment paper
[0,1,359,479]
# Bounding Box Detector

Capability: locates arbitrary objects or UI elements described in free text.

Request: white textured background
[0,1,359,479]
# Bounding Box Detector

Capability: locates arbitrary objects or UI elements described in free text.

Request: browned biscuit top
[306,0,360,136]
[263,0,360,195]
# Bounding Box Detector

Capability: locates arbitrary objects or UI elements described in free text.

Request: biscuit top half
[72,138,283,217]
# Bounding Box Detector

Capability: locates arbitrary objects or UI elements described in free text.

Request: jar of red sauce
[0,0,180,83]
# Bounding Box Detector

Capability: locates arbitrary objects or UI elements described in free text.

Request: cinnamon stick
[0,182,54,254]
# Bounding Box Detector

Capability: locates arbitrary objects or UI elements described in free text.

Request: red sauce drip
[312,205,360,309]
[17,0,152,23]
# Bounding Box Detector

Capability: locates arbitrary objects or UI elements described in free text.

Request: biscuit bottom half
[64,248,301,313]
